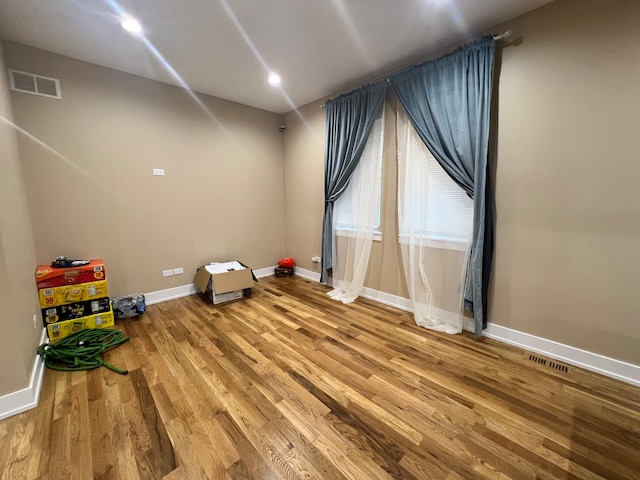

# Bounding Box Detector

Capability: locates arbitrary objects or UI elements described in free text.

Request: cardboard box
[41,297,111,325]
[35,259,106,289]
[194,261,256,305]
[46,309,115,342]
[39,280,110,308]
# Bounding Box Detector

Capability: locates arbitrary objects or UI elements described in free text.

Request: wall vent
[8,69,61,99]
[525,353,571,374]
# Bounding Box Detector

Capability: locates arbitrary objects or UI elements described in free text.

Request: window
[398,112,473,251]
[334,107,384,241]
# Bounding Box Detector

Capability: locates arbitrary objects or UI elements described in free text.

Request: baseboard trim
[298,273,640,387]
[253,266,275,279]
[476,322,640,387]
[293,267,321,283]
[145,284,198,305]
[360,286,413,312]
[0,328,47,421]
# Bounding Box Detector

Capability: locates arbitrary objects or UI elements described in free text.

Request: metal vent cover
[525,353,571,374]
[8,69,61,99]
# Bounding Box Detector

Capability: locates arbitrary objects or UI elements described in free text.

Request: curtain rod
[492,29,512,41]
[320,29,512,109]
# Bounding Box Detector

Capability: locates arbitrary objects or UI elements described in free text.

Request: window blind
[400,122,473,242]
[334,111,384,231]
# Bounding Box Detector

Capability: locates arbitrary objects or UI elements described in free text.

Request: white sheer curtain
[328,106,384,304]
[397,108,473,333]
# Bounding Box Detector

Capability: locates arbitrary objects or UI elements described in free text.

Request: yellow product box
[46,309,115,342]
[39,280,109,308]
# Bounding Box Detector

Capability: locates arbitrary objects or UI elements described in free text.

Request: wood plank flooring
[1,275,639,479]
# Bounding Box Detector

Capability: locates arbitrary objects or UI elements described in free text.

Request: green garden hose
[37,328,130,374]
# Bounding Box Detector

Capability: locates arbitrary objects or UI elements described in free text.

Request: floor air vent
[549,361,570,373]
[8,69,61,99]
[526,353,571,374]
[527,354,547,366]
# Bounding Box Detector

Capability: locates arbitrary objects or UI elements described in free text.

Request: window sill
[398,234,469,251]
[336,228,382,242]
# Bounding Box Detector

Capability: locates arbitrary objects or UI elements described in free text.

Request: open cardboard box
[193,261,257,305]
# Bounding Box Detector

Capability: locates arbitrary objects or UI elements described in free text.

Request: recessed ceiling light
[121,16,142,34]
[268,72,281,87]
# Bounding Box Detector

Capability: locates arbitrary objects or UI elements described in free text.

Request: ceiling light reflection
[121,16,142,34]
[268,72,281,86]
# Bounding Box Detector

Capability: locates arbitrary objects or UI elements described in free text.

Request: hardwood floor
[2,275,639,479]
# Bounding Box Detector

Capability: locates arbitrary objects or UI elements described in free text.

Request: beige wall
[5,42,286,298]
[491,0,640,364]
[0,40,43,396]
[283,0,640,365]
[282,99,325,276]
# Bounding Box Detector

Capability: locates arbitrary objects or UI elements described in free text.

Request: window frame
[333,106,385,242]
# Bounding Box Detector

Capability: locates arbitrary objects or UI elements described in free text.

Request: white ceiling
[0,0,553,114]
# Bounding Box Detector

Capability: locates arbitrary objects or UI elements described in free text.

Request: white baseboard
[0,328,47,421]
[297,272,640,387]
[144,284,198,305]
[476,322,640,387]
[294,267,321,282]
[361,285,412,312]
[254,266,275,279]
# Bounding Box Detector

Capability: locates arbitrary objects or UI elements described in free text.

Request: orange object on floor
[277,258,295,268]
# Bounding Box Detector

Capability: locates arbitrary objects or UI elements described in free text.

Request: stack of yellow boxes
[36,259,114,342]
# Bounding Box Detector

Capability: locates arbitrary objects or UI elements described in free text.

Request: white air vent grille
[8,69,61,99]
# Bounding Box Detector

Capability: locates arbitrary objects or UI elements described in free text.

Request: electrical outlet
[33,314,38,328]
[162,269,173,277]
[173,267,184,275]
[311,256,321,263]
[153,168,165,176]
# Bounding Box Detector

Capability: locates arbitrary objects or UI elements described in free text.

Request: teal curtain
[320,82,386,283]
[390,37,495,335]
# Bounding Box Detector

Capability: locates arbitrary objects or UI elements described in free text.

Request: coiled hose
[37,328,130,374]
